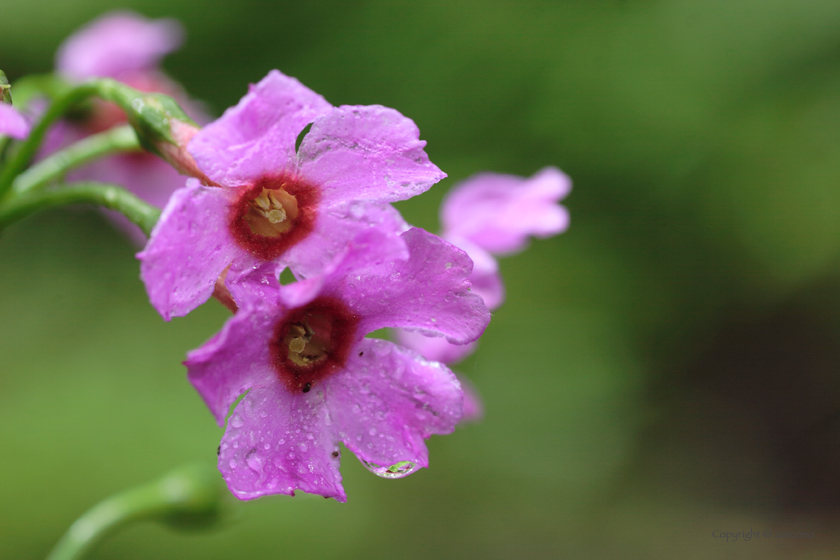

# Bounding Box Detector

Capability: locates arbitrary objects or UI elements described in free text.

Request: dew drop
[361,460,419,479]
[230,416,244,428]
[246,453,263,473]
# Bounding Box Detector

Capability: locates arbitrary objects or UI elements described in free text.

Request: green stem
[0,82,99,199]
[46,464,226,560]
[0,182,160,236]
[11,125,141,195]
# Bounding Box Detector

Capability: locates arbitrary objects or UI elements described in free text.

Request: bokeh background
[3,0,840,558]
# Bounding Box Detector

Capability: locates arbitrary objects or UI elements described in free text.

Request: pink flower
[0,104,31,140]
[441,167,571,255]
[398,167,570,364]
[395,168,571,422]
[42,11,207,241]
[186,228,490,501]
[56,11,183,83]
[139,70,445,320]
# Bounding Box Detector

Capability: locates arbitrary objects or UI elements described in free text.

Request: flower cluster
[138,68,498,501]
[3,10,570,503]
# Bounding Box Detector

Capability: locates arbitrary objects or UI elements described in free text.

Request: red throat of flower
[270,297,359,393]
[229,173,319,261]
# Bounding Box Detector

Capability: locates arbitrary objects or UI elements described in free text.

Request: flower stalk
[0,81,100,198]
[0,181,160,236]
[12,125,141,195]
[46,464,227,560]
[0,77,202,200]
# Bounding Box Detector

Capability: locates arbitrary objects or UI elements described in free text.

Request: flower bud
[97,79,215,184]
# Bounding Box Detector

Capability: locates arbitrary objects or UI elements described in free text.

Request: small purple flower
[186,227,490,501]
[139,69,445,320]
[0,104,31,140]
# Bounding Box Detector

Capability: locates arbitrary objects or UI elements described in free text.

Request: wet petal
[137,180,238,320]
[297,105,445,206]
[189,70,331,186]
[185,305,278,426]
[326,339,462,469]
[285,201,408,280]
[441,167,571,255]
[326,228,490,344]
[56,11,183,80]
[220,384,345,501]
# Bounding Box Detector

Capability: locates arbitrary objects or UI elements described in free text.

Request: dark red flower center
[269,297,359,393]
[228,173,319,261]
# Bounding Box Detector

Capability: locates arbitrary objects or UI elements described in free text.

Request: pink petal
[458,374,484,423]
[297,105,446,206]
[56,11,183,80]
[445,233,505,310]
[326,339,462,469]
[327,228,490,344]
[0,104,31,140]
[220,384,346,502]
[393,329,477,365]
[189,70,331,187]
[138,180,239,320]
[284,201,408,280]
[441,167,571,255]
[185,305,278,426]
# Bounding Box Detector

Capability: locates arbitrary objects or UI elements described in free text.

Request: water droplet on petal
[246,452,263,473]
[361,460,419,479]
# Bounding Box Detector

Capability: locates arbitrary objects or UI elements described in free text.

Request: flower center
[229,174,320,261]
[244,187,299,237]
[270,297,359,393]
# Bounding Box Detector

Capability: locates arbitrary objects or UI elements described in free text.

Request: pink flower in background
[44,11,208,241]
[441,166,571,312]
[56,11,183,84]
[186,228,490,501]
[139,69,444,320]
[396,167,571,421]
[441,167,571,255]
[0,104,30,139]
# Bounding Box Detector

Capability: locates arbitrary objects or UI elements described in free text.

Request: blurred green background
[3,0,840,557]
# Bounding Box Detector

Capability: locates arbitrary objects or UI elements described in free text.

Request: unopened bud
[96,79,216,185]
